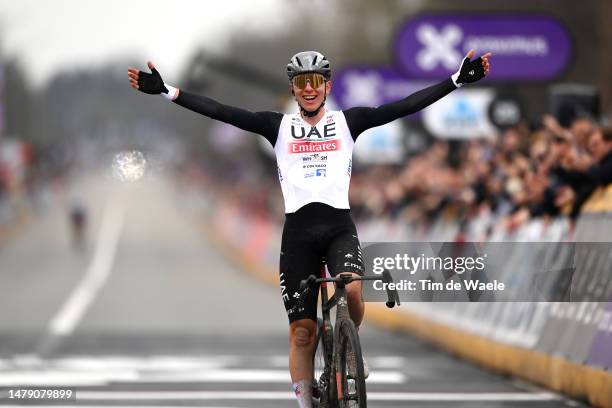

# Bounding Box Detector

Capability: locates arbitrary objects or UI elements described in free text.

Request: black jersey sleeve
[343,78,456,140]
[173,91,283,146]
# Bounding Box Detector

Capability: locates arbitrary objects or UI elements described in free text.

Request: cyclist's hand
[451,50,491,87]
[128,61,168,95]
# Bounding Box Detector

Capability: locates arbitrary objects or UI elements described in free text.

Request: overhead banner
[332,66,431,112]
[331,67,425,163]
[395,15,571,80]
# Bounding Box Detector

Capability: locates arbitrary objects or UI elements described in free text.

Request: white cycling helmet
[286,51,331,81]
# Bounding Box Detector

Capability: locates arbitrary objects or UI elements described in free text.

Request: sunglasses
[292,73,326,90]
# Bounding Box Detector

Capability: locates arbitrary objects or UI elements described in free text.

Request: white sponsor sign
[423,89,497,139]
[353,120,405,164]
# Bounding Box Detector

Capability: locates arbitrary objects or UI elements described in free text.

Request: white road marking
[0,355,403,385]
[270,355,407,369]
[71,391,562,401]
[133,369,404,384]
[367,356,407,368]
[267,355,290,367]
[0,370,137,386]
[367,392,561,401]
[51,355,238,370]
[0,355,562,403]
[48,202,124,336]
[0,369,403,386]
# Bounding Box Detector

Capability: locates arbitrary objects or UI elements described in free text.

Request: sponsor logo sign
[422,88,497,139]
[353,121,406,164]
[488,96,523,129]
[288,139,341,154]
[332,66,431,111]
[395,15,571,80]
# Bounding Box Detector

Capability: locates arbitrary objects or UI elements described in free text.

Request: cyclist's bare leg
[343,272,364,327]
[289,319,317,407]
[289,319,317,380]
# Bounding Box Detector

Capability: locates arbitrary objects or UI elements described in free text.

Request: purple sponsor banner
[331,66,431,114]
[586,302,612,369]
[395,15,571,80]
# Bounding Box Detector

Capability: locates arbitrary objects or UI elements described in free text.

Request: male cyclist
[128,49,490,408]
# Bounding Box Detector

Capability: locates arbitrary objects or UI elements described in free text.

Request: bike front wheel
[313,318,335,408]
[336,319,366,408]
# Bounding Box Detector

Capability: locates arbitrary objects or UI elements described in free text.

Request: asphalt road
[0,175,589,407]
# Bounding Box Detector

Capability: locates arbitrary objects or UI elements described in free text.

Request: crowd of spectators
[184,114,612,240]
[349,115,612,238]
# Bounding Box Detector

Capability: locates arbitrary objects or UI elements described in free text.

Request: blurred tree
[1,58,31,140]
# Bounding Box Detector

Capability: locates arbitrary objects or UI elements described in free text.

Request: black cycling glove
[137,67,169,95]
[451,56,485,87]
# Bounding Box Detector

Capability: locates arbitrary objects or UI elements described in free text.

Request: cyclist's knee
[289,320,316,348]
[294,327,312,347]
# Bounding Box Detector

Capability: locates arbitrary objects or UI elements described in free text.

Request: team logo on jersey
[279,273,289,303]
[302,154,328,162]
[344,262,364,271]
[291,123,336,139]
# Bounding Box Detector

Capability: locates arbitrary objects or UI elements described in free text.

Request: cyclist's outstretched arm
[128,61,281,145]
[344,50,491,139]
[174,91,281,143]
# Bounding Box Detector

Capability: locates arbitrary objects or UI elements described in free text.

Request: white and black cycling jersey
[275,111,353,213]
[172,77,456,213]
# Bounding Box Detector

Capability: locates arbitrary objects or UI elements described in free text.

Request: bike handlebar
[298,270,401,309]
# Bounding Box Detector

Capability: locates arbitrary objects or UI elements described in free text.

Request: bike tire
[313,318,336,408]
[336,319,366,408]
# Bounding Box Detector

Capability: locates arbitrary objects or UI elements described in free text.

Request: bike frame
[307,268,400,407]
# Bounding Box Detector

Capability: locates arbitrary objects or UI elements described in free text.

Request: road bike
[298,267,400,408]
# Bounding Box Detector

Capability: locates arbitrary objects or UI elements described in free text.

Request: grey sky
[0,0,287,87]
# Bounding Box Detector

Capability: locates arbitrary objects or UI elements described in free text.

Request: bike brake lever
[297,275,317,311]
[299,274,317,291]
[382,269,401,308]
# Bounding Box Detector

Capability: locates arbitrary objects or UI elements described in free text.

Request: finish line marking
[71,390,561,401]
[0,369,404,386]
